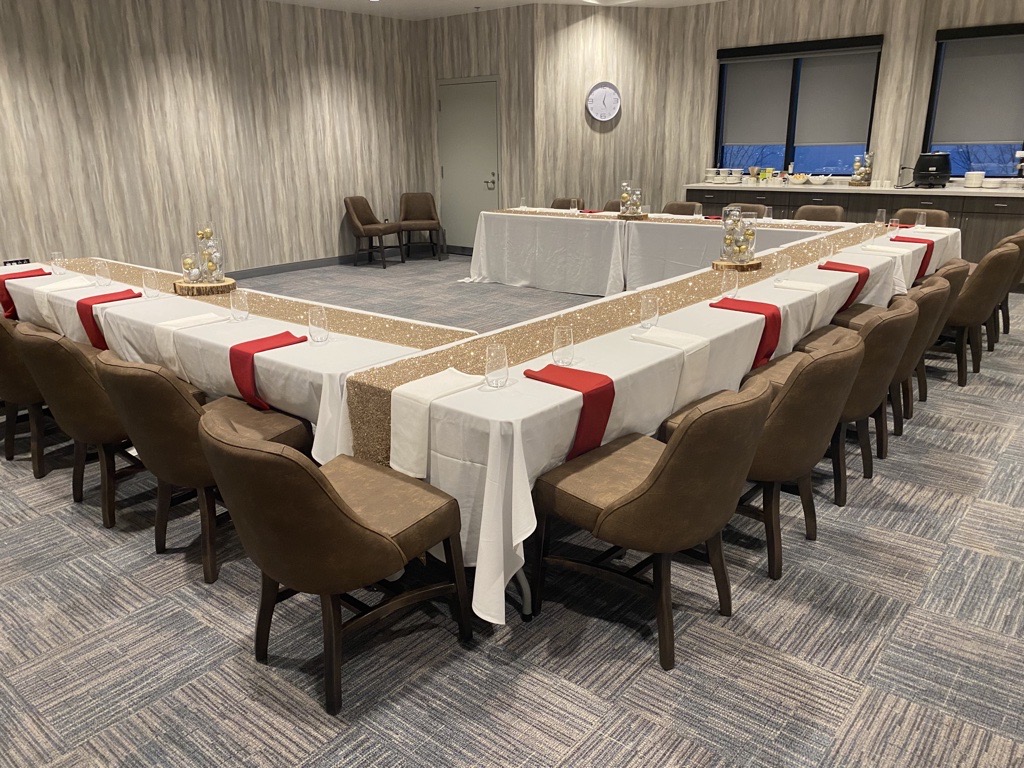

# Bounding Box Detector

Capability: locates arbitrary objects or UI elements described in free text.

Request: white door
[438,81,499,249]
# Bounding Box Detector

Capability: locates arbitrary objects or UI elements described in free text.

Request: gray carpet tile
[2,294,1024,765]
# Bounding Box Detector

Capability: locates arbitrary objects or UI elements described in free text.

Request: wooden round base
[173,277,236,296]
[617,212,650,221]
[712,259,762,272]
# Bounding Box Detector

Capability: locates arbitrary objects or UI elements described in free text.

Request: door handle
[484,180,495,190]
[920,201,933,206]
[994,203,1008,208]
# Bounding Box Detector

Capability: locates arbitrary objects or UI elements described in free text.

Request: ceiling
[270,0,723,22]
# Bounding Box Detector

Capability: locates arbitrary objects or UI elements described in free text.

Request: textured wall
[0,0,433,271]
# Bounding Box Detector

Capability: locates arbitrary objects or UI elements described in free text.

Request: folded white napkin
[33,276,93,329]
[862,244,907,255]
[773,279,832,329]
[154,313,227,380]
[631,327,711,410]
[912,227,949,235]
[390,368,483,478]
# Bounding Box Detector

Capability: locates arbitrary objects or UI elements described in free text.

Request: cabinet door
[959,212,1020,262]
[892,195,963,227]
[847,195,892,223]
[687,189,730,216]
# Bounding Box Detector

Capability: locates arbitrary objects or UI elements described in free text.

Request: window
[716,37,882,175]
[924,26,1024,177]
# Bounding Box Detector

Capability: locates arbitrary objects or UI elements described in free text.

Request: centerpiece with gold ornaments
[617,180,648,220]
[713,205,761,272]
[174,220,237,296]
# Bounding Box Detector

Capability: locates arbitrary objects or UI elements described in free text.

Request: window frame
[715,35,884,173]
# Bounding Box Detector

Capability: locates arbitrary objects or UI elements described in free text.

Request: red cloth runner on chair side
[228,331,307,410]
[75,289,141,349]
[818,261,871,311]
[709,297,782,369]
[890,236,936,280]
[0,269,51,319]
[524,364,615,460]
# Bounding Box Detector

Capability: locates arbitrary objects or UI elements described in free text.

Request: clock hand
[602,94,607,108]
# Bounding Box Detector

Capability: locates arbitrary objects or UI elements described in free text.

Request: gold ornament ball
[183,257,195,270]
[724,235,734,245]
[206,261,216,272]
[202,249,212,258]
[203,228,213,239]
[195,230,204,240]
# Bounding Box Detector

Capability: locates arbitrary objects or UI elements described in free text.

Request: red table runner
[891,236,935,280]
[75,289,141,349]
[229,331,307,410]
[524,364,615,460]
[709,297,782,369]
[818,261,871,311]
[0,269,51,320]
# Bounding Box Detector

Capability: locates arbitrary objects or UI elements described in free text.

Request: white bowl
[789,176,808,185]
[808,176,828,185]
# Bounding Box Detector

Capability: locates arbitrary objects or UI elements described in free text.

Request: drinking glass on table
[888,217,901,237]
[569,198,579,214]
[553,326,574,366]
[874,208,887,236]
[519,197,527,210]
[773,251,792,285]
[719,268,739,299]
[48,251,66,276]
[762,206,773,222]
[639,293,660,329]
[308,304,329,344]
[141,271,161,298]
[229,289,250,322]
[484,344,509,388]
[915,211,928,228]
[94,261,111,287]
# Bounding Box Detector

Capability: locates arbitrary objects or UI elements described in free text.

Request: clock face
[586,81,621,122]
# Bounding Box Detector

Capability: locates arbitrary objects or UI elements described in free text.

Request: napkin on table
[154,313,228,380]
[631,326,711,410]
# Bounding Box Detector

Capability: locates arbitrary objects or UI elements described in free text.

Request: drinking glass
[874,208,887,235]
[94,261,111,287]
[639,293,659,329]
[484,344,509,388]
[308,304,329,344]
[762,206,773,221]
[230,289,250,322]
[553,326,574,366]
[181,252,201,283]
[519,197,527,210]
[569,198,579,214]
[141,272,161,298]
[49,251,66,276]
[915,211,928,228]
[774,252,792,285]
[888,217,901,237]
[719,269,739,299]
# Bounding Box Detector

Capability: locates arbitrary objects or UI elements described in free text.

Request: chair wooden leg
[3,402,16,460]
[72,440,87,502]
[705,531,731,616]
[399,233,407,263]
[652,552,675,671]
[320,593,343,715]
[199,486,218,583]
[916,357,928,401]
[831,423,847,507]
[377,236,386,269]
[1001,294,1010,334]
[430,230,439,260]
[797,473,816,541]
[889,382,904,437]
[985,312,997,351]
[255,571,278,664]
[955,327,968,386]
[28,404,45,478]
[968,324,982,373]
[443,535,473,642]
[99,443,117,528]
[855,418,873,479]
[531,508,550,615]
[874,404,888,459]
[762,481,783,580]
[155,479,172,553]
[902,378,914,421]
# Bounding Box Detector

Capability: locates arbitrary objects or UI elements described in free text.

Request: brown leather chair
[197,410,472,714]
[991,230,1024,342]
[662,201,703,216]
[95,353,313,583]
[344,196,401,269]
[800,296,919,506]
[888,277,950,432]
[12,323,140,527]
[687,333,863,580]
[793,204,845,222]
[894,208,950,228]
[943,243,1020,386]
[602,200,620,212]
[398,192,442,261]
[0,318,47,477]
[915,258,970,402]
[551,197,585,210]
[531,378,772,671]
[725,202,767,217]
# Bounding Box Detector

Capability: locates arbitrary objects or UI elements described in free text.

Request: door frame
[436,75,502,253]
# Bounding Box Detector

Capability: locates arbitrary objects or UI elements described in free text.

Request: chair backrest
[344,196,379,236]
[726,202,767,217]
[12,323,127,446]
[893,276,950,382]
[894,208,950,227]
[928,258,970,342]
[0,318,43,406]
[793,204,845,222]
[747,330,864,482]
[198,410,408,594]
[662,201,702,216]
[994,230,1024,289]
[842,295,919,422]
[602,200,620,212]
[591,377,772,552]
[399,192,439,223]
[948,243,1020,327]
[94,352,212,489]
[550,197,584,210]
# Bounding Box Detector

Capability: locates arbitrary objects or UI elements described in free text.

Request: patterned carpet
[1,288,1023,766]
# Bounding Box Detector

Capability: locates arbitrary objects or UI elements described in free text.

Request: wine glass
[874,208,887,236]
[553,326,574,366]
[308,305,329,344]
[484,344,509,388]
[888,217,901,237]
[639,294,659,329]
[230,289,250,322]
[94,262,111,287]
[141,272,161,299]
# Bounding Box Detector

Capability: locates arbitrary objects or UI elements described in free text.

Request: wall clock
[586,81,621,122]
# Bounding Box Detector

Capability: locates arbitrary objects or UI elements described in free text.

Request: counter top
[684,182,1024,198]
